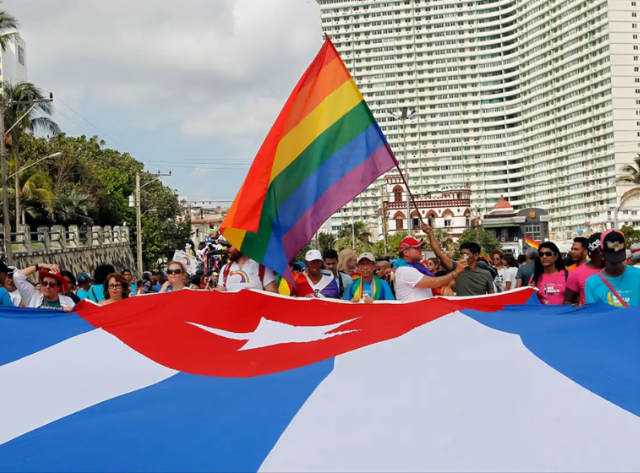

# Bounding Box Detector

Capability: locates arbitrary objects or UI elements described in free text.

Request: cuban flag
[1,289,639,472]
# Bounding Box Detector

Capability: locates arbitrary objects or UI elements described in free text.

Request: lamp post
[129,171,171,277]
[8,152,62,179]
[389,107,416,235]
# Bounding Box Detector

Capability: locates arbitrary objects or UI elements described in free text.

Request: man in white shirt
[218,245,278,293]
[394,235,467,301]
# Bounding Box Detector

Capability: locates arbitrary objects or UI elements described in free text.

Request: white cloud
[181,96,283,138]
[7,0,322,136]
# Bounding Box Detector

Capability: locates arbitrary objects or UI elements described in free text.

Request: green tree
[317,232,336,254]
[0,7,19,51]
[428,228,455,256]
[1,81,60,228]
[385,231,408,258]
[12,171,55,221]
[335,235,373,254]
[457,226,501,256]
[15,133,188,270]
[294,243,312,263]
[54,185,96,225]
[338,221,371,244]
[620,224,640,245]
[616,155,640,214]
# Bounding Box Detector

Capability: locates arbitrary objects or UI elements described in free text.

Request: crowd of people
[1,225,638,311]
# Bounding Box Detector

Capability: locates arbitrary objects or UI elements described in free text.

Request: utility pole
[134,171,171,277]
[388,107,416,237]
[0,101,11,265]
[401,116,411,236]
[4,96,54,234]
[380,185,389,256]
[351,203,356,248]
[136,173,143,277]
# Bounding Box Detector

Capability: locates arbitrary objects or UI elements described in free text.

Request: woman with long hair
[337,249,357,276]
[530,242,567,305]
[99,272,131,306]
[160,261,188,292]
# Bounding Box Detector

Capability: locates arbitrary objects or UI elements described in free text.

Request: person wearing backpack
[218,245,278,293]
[529,242,568,305]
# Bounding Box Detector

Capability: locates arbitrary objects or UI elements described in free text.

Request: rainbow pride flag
[524,237,540,249]
[221,38,398,280]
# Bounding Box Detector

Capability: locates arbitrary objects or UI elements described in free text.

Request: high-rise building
[318,0,640,239]
[0,38,27,86]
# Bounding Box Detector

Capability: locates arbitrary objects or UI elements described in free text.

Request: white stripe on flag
[0,328,177,445]
[261,311,640,473]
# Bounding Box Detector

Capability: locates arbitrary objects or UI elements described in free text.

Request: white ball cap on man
[357,252,376,263]
[305,249,323,262]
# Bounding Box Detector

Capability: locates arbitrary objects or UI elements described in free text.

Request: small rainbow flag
[221,38,398,280]
[524,237,540,249]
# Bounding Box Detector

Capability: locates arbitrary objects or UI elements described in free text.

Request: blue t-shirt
[86,284,106,303]
[344,278,395,301]
[0,287,13,306]
[585,265,640,307]
[76,288,90,301]
[130,283,138,296]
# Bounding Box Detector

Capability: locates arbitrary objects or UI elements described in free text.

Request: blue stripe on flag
[463,302,640,418]
[0,307,95,367]
[0,358,334,473]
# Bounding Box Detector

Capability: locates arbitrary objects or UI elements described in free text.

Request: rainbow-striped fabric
[221,38,397,280]
[524,237,540,250]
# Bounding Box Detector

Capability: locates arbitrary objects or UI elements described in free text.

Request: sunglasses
[167,269,183,275]
[41,281,59,288]
[539,251,555,257]
[108,284,123,289]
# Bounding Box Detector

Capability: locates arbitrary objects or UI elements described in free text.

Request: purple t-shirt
[566,265,602,305]
[531,271,567,305]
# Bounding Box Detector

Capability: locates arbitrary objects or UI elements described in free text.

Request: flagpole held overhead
[221,36,398,282]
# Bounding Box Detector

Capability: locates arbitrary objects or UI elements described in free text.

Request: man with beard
[218,245,278,293]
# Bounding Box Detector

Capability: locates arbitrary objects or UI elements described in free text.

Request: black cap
[0,261,8,274]
[587,233,602,256]
[601,229,627,264]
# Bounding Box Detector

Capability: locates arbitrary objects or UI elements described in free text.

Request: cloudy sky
[5,0,322,203]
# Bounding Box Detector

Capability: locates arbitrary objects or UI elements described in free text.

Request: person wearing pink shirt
[563,233,605,306]
[529,242,568,305]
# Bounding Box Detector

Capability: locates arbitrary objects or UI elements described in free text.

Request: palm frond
[0,11,19,52]
[620,187,640,208]
[30,117,61,136]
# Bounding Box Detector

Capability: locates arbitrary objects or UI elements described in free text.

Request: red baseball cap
[399,236,424,252]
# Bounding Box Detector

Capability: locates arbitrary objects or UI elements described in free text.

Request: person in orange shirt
[566,237,588,271]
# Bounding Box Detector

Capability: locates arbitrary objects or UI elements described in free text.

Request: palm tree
[0,7,19,52]
[616,155,640,218]
[54,187,96,225]
[8,171,55,223]
[338,221,372,244]
[1,81,61,229]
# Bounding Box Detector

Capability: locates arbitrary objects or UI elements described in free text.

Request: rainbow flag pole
[221,36,399,281]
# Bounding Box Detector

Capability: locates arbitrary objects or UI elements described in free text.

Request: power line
[56,97,131,152]
[54,108,98,138]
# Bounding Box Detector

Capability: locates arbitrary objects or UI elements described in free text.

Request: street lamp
[8,152,62,179]
[0,93,54,264]
[389,107,416,235]
[129,171,171,277]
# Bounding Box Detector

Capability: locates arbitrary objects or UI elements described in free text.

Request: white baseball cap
[305,249,323,262]
[357,252,376,263]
